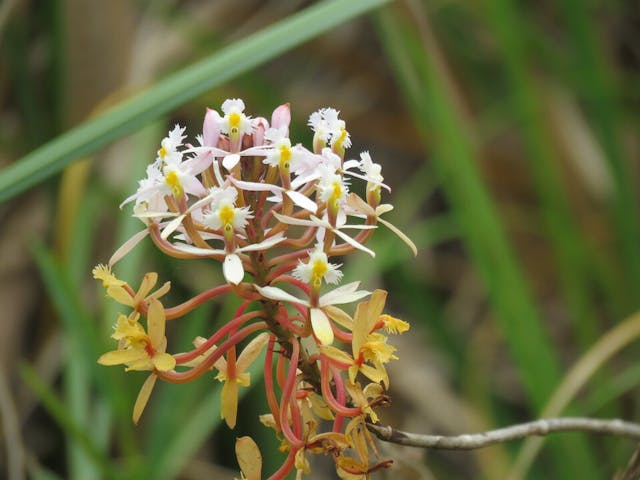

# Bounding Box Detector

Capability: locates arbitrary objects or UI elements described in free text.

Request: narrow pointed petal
[171,243,226,256]
[319,282,370,307]
[109,229,149,266]
[106,285,135,307]
[332,228,376,257]
[98,349,147,366]
[230,177,281,192]
[238,233,285,252]
[133,374,157,424]
[136,272,158,301]
[285,190,318,212]
[223,253,244,285]
[368,289,388,321]
[310,308,334,345]
[346,192,374,215]
[378,216,418,256]
[147,298,166,347]
[272,211,317,227]
[319,345,353,368]
[254,285,309,306]
[236,332,270,372]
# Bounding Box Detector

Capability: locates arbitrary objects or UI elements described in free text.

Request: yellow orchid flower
[213,332,269,428]
[93,264,170,310]
[98,299,175,423]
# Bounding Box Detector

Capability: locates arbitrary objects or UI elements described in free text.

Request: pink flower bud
[252,117,269,146]
[271,103,291,133]
[203,108,221,147]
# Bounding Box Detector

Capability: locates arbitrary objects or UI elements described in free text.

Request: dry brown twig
[366,418,640,450]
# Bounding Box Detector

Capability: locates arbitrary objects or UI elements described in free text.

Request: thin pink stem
[332,365,347,433]
[279,338,303,448]
[331,321,353,343]
[173,310,262,364]
[264,336,281,431]
[163,284,232,319]
[320,357,361,418]
[266,446,297,480]
[158,321,267,383]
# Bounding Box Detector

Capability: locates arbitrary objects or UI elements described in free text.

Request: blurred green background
[1,0,640,478]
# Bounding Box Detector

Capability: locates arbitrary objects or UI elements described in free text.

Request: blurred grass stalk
[374,3,597,477]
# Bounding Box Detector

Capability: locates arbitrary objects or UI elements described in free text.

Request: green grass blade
[0,0,390,203]
[559,0,640,306]
[374,4,562,412]
[19,364,117,479]
[31,243,139,457]
[480,0,600,350]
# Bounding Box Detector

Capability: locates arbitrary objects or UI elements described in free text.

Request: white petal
[285,190,318,212]
[161,213,187,239]
[345,193,374,215]
[319,282,370,307]
[332,228,376,257]
[223,253,244,285]
[310,308,334,345]
[378,216,418,256]
[223,154,241,170]
[272,211,317,227]
[231,177,281,193]
[254,285,309,306]
[238,233,286,252]
[172,243,226,256]
[109,229,149,266]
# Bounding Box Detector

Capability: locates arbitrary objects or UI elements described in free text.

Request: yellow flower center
[165,170,183,197]
[334,127,348,149]
[219,204,236,228]
[329,181,342,205]
[158,146,167,160]
[311,259,328,287]
[279,144,292,170]
[229,112,241,135]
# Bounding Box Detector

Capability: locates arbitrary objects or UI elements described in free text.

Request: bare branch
[366,418,640,450]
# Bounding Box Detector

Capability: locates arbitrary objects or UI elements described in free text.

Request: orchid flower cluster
[93,99,416,479]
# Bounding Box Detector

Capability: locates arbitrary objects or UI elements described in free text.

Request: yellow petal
[135,272,158,303]
[147,281,171,301]
[221,379,239,429]
[147,298,166,348]
[236,332,270,373]
[235,436,262,480]
[98,349,146,366]
[133,374,157,424]
[152,352,175,372]
[324,305,354,330]
[310,308,334,346]
[367,290,387,324]
[359,363,388,386]
[107,285,135,307]
[319,345,353,367]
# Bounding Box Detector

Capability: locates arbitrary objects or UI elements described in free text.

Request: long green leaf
[20,364,118,479]
[0,0,390,203]
[375,4,561,410]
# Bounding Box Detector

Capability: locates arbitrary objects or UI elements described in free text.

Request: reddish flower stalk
[95,100,415,479]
